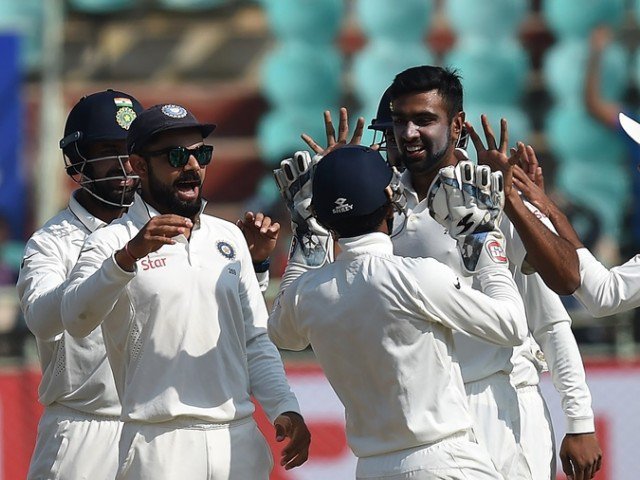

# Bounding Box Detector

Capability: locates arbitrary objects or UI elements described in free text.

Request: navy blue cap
[60,89,144,150]
[311,145,392,227]
[127,104,216,154]
[368,86,393,131]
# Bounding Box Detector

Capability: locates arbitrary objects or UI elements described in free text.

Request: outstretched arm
[585,26,620,129]
[466,115,581,294]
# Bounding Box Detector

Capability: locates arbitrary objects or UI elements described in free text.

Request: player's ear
[451,111,465,144]
[129,154,147,177]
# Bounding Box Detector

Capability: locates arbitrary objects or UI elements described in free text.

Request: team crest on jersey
[216,240,236,260]
[116,107,136,130]
[486,240,507,264]
[161,104,188,118]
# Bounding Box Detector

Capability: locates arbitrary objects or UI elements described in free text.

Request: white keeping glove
[427,161,508,273]
[273,151,333,268]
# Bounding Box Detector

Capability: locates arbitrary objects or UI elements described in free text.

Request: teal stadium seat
[69,0,137,13]
[445,0,527,41]
[158,0,230,9]
[0,0,44,70]
[261,43,342,109]
[545,106,626,166]
[543,40,628,106]
[352,40,433,107]
[260,0,344,45]
[543,0,624,39]
[257,108,332,167]
[443,38,528,105]
[555,159,629,241]
[463,104,531,161]
[355,0,432,43]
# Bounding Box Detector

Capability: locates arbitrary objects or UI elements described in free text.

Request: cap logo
[161,104,188,118]
[332,197,353,215]
[116,107,136,130]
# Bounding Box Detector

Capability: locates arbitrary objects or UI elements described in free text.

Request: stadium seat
[260,42,342,109]
[545,105,626,164]
[257,108,333,167]
[555,159,629,241]
[261,0,344,45]
[445,0,527,40]
[543,39,629,105]
[463,104,531,160]
[543,0,624,39]
[158,0,229,10]
[351,40,433,107]
[68,0,137,13]
[443,38,528,105]
[354,0,432,43]
[0,0,44,70]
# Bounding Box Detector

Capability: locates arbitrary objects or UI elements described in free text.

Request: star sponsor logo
[331,197,353,215]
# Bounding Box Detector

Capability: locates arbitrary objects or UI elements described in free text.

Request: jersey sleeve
[574,248,640,316]
[519,271,595,433]
[234,227,301,421]
[268,276,311,352]
[413,259,527,346]
[16,235,68,340]
[62,229,135,338]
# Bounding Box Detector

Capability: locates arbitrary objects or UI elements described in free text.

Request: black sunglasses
[142,144,213,168]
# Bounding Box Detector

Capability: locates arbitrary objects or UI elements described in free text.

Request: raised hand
[301,107,365,157]
[236,211,280,263]
[273,150,333,268]
[466,115,523,196]
[116,215,193,271]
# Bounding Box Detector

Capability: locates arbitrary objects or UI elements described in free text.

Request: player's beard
[147,161,203,218]
[87,167,138,208]
[401,126,451,176]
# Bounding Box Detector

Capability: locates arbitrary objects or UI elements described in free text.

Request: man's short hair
[389,66,463,121]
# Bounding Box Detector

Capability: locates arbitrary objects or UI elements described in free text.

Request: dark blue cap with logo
[311,145,392,227]
[60,89,144,151]
[127,104,216,154]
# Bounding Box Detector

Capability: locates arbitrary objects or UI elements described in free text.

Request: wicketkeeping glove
[273,151,333,269]
[427,161,508,273]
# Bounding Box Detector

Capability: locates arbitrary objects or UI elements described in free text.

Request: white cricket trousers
[517,385,556,480]
[27,404,122,480]
[465,372,533,480]
[355,431,502,479]
[116,416,273,480]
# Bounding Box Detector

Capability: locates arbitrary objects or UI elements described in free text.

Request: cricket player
[16,90,143,479]
[505,111,640,318]
[302,66,601,480]
[60,104,310,479]
[270,144,527,479]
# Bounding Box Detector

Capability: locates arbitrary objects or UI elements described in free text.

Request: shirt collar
[68,190,108,233]
[127,193,208,230]
[400,170,420,205]
[337,232,393,258]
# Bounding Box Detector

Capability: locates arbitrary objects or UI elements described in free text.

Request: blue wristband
[253,258,270,273]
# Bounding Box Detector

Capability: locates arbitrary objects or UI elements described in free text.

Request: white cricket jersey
[62,194,300,424]
[575,248,640,317]
[16,192,120,416]
[269,233,526,458]
[392,173,595,433]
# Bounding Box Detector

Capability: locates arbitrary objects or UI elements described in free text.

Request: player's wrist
[253,257,271,273]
